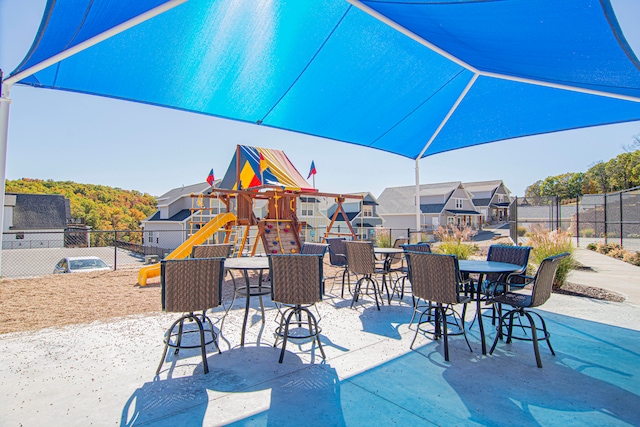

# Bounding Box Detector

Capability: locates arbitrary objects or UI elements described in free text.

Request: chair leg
[522,310,543,368]
[440,306,449,362]
[279,309,297,363]
[174,318,185,355]
[304,306,326,360]
[192,315,210,374]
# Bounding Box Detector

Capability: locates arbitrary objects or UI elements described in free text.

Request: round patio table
[224,257,270,346]
[458,260,522,355]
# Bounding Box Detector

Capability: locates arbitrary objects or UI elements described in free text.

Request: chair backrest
[191,243,233,259]
[405,252,460,305]
[401,243,432,253]
[161,258,224,312]
[530,253,570,307]
[345,241,376,275]
[388,238,409,265]
[300,242,329,255]
[326,238,347,267]
[486,244,532,282]
[269,254,324,305]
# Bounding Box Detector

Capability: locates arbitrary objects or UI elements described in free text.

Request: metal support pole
[620,191,623,247]
[0,75,13,276]
[603,193,608,245]
[576,196,580,247]
[415,158,421,234]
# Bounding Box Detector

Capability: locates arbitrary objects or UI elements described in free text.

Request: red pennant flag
[307,161,316,179]
[206,168,215,186]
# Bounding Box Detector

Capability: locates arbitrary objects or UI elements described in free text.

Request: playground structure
[137,145,362,286]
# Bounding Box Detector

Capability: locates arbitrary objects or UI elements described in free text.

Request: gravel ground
[0,245,623,335]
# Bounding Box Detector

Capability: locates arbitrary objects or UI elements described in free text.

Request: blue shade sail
[6,0,640,160]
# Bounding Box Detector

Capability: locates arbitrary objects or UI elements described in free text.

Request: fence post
[114,230,118,271]
[604,193,608,245]
[513,196,518,245]
[620,191,623,247]
[576,196,580,248]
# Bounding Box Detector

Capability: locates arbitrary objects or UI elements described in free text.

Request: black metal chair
[471,244,532,327]
[326,238,351,297]
[269,254,326,363]
[405,252,472,362]
[157,257,225,375]
[489,253,570,368]
[345,241,389,310]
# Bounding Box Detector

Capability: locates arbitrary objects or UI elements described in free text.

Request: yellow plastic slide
[137,212,237,286]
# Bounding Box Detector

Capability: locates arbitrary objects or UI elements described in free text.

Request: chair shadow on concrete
[121,346,345,426]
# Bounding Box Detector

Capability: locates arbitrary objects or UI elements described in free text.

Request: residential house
[326,192,383,240]
[297,196,331,242]
[376,182,481,231]
[3,193,89,249]
[463,180,512,224]
[141,182,218,251]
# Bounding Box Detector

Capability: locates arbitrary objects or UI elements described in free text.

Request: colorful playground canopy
[219,145,314,191]
[4,0,640,160]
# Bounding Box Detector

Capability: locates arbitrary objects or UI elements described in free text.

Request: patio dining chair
[489,253,569,368]
[392,243,432,301]
[345,241,390,310]
[300,242,329,255]
[470,244,532,327]
[156,257,225,375]
[269,254,326,363]
[191,243,233,258]
[326,238,351,297]
[405,251,472,362]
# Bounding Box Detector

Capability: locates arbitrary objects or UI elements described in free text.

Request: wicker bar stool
[157,257,225,375]
[269,254,326,363]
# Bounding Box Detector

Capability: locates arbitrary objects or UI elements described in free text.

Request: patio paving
[1,253,639,426]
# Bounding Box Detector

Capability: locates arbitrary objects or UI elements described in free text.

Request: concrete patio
[1,249,639,426]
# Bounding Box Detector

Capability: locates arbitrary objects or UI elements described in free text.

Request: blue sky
[1,0,639,198]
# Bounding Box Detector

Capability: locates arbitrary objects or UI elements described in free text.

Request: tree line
[5,178,157,231]
[525,138,640,201]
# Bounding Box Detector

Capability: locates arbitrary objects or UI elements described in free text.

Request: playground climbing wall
[260,219,302,254]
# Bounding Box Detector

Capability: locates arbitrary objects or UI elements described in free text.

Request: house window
[363,205,373,217]
[498,195,504,203]
[455,198,464,209]
[447,217,455,225]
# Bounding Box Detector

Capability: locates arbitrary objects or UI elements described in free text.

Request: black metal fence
[1,226,423,279]
[510,186,640,251]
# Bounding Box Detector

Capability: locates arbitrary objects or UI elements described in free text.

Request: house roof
[377,182,461,215]
[462,180,504,193]
[445,209,481,215]
[146,209,193,222]
[8,193,70,230]
[156,182,214,206]
[472,197,493,207]
[420,204,446,214]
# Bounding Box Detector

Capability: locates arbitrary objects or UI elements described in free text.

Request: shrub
[434,225,478,260]
[374,229,392,248]
[586,242,598,251]
[517,226,527,237]
[526,226,575,289]
[623,251,640,266]
[580,228,595,238]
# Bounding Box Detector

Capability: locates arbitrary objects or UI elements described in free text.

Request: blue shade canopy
[5,0,640,160]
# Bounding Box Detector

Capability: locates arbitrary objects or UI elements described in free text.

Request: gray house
[377,182,481,231]
[463,180,512,224]
[326,192,383,239]
[141,182,217,250]
[3,193,88,249]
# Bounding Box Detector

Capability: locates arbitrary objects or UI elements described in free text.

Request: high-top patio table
[374,247,404,303]
[224,257,270,346]
[458,260,522,355]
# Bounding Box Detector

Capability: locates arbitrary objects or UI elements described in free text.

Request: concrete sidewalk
[570,248,640,306]
[2,271,639,426]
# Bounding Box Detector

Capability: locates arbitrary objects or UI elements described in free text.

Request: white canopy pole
[0,0,188,276]
[0,80,12,274]
[414,158,421,235]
